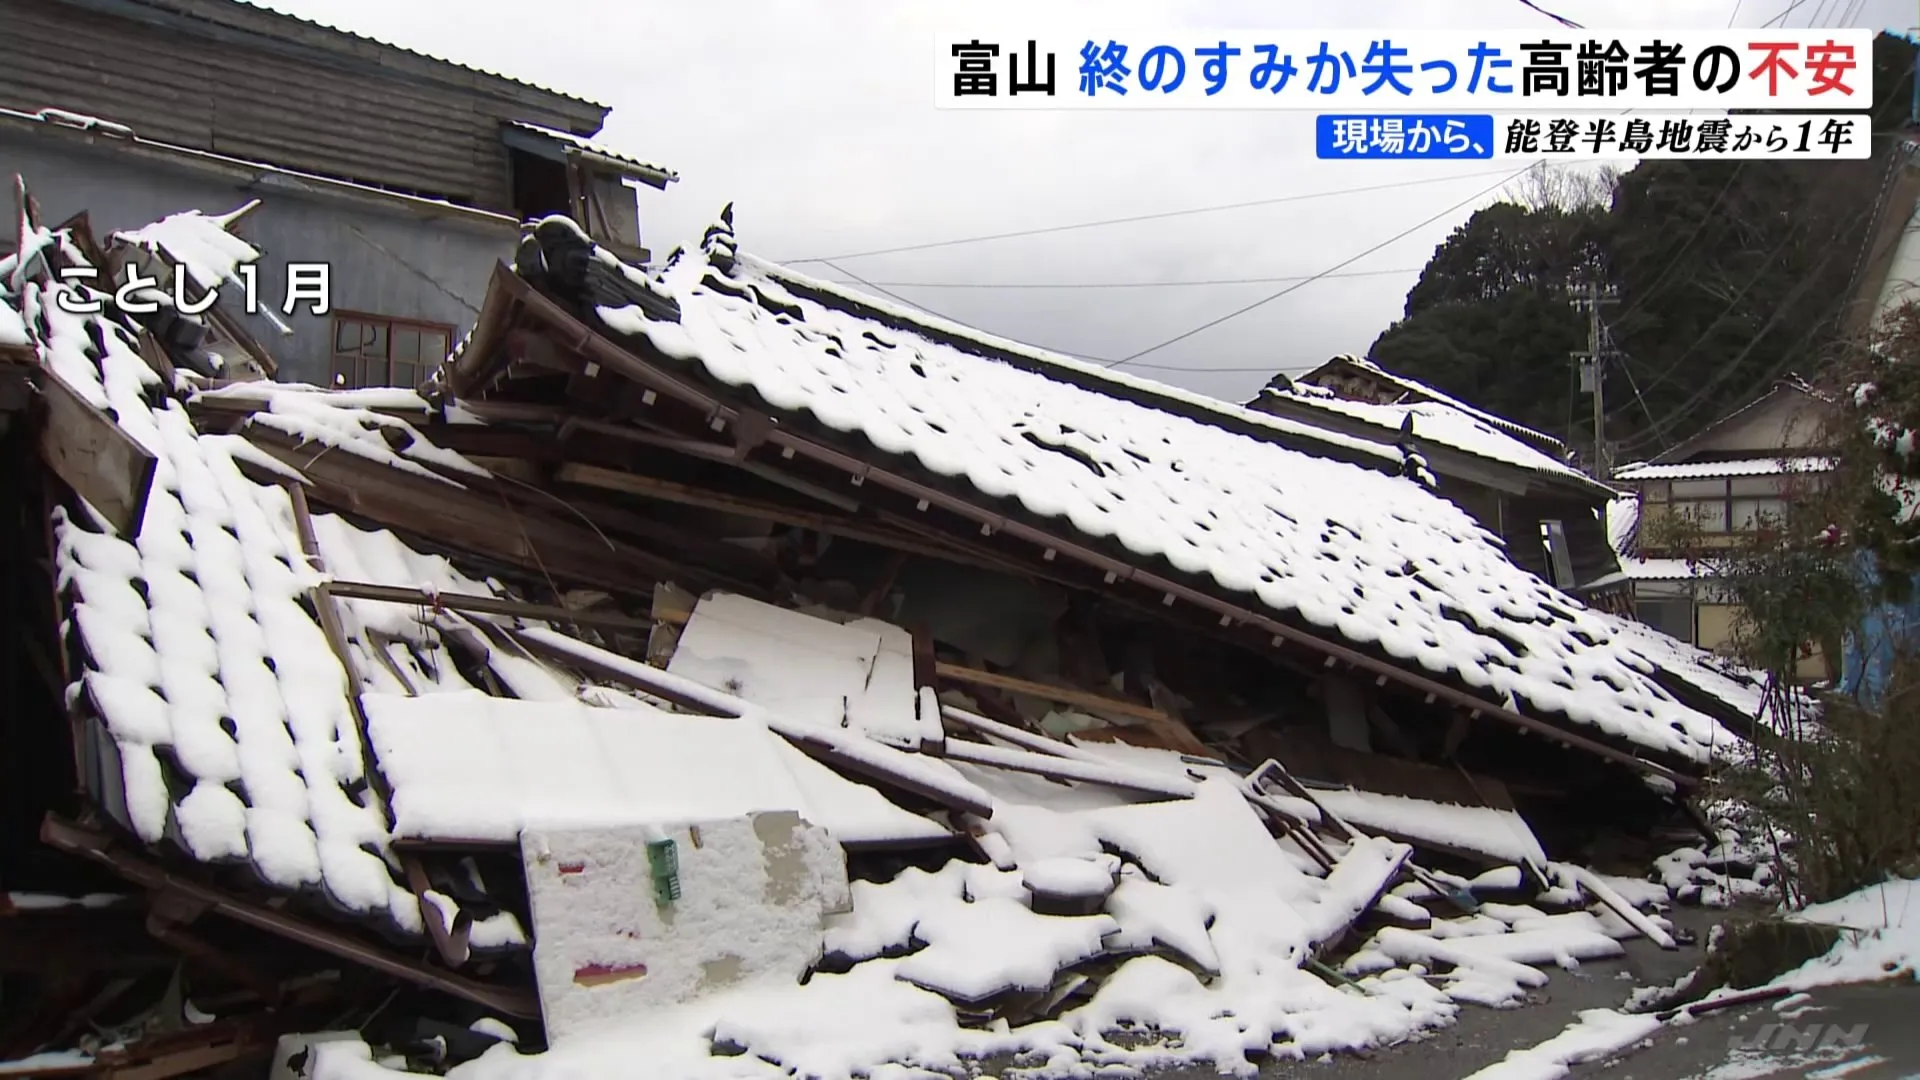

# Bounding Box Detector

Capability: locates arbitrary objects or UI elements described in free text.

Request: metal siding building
[0,0,671,387]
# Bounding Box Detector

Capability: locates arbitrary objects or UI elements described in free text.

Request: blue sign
[1317,114,1494,159]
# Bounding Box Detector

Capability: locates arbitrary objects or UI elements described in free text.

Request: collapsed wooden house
[0,198,1779,1075]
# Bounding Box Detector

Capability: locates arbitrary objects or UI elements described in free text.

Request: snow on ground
[1780,878,1920,990]
[1459,1008,1665,1080]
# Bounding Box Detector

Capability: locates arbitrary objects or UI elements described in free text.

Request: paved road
[1153,906,1920,1079]
[1571,981,1920,1080]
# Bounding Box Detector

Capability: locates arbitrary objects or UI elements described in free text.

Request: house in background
[1251,355,1629,613]
[1607,379,1837,679]
[0,0,675,390]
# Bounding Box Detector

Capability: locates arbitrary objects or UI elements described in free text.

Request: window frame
[1639,472,1812,535]
[327,310,454,391]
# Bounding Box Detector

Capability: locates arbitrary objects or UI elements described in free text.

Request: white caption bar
[935,29,1874,111]
[1487,112,1870,158]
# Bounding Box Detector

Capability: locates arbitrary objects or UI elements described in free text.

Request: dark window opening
[329,311,453,390]
[510,148,573,223]
[1637,598,1696,644]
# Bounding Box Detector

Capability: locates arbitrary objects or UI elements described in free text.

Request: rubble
[0,191,1796,1077]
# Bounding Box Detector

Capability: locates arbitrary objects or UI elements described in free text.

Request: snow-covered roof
[1606,496,1640,557]
[1,220,949,945]
[1304,355,1568,456]
[706,251,1426,482]
[1618,558,1706,581]
[1254,379,1598,488]
[504,122,679,187]
[1614,457,1835,481]
[561,218,1765,766]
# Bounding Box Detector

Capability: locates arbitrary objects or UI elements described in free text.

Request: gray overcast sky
[259,0,1914,402]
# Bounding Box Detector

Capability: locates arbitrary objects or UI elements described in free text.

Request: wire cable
[1761,0,1821,26]
[814,266,1427,291]
[1102,165,1535,371]
[779,167,1528,265]
[1514,0,1583,27]
[1615,190,1889,455]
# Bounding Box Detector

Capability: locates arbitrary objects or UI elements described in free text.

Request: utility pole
[1571,279,1619,480]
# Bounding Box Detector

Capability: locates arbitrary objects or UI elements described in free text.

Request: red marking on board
[557,861,586,875]
[573,961,648,987]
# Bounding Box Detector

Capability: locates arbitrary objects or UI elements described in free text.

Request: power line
[780,167,1527,265]
[1515,0,1584,27]
[1610,162,1750,326]
[817,259,966,325]
[814,266,1426,291]
[1102,165,1535,371]
[1615,188,1890,455]
[1610,147,1898,427]
[1761,0,1820,26]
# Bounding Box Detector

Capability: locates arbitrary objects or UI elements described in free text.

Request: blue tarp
[1840,548,1920,705]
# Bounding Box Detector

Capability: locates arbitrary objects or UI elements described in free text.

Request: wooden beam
[239,427,675,597]
[940,738,1193,800]
[509,626,736,716]
[134,329,177,388]
[554,461,1005,569]
[931,661,1175,727]
[40,816,538,1018]
[939,703,1104,763]
[325,580,657,634]
[36,368,157,537]
[403,855,473,968]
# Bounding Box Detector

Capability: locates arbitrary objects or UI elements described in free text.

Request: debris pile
[0,195,1790,1078]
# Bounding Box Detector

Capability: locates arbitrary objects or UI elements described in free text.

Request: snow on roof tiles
[588,228,1755,764]
[1606,497,1640,557]
[506,122,679,183]
[1256,383,1594,484]
[3,220,947,938]
[1613,457,1835,480]
[1310,355,1566,453]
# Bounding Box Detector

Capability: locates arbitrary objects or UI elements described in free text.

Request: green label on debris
[647,837,681,907]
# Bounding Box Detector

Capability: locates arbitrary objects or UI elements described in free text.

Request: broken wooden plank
[134,328,177,388]
[509,625,740,716]
[648,581,696,667]
[776,726,995,819]
[36,367,157,537]
[939,737,1195,800]
[939,703,1110,765]
[40,816,538,1018]
[240,426,673,597]
[1308,839,1412,956]
[1563,863,1678,950]
[930,662,1177,728]
[324,580,656,634]
[403,855,474,968]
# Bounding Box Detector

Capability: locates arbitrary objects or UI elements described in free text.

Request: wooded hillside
[1363,32,1918,463]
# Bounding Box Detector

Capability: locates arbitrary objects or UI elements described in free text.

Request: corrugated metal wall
[0,1,601,212]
